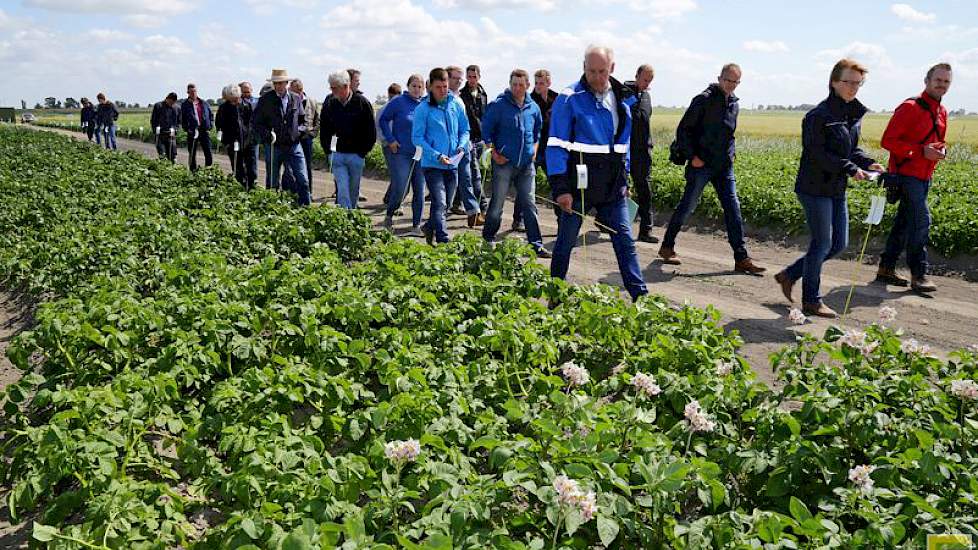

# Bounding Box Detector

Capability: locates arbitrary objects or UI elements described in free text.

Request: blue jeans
[271,143,310,206]
[423,168,456,243]
[299,137,314,196]
[387,150,426,226]
[449,144,481,215]
[880,176,931,278]
[102,124,117,150]
[662,164,748,261]
[551,193,648,301]
[333,152,365,209]
[785,192,848,304]
[483,162,543,250]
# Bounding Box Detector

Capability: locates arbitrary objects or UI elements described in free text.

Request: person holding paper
[379,74,427,235]
[320,70,377,209]
[412,67,470,245]
[215,83,256,190]
[480,68,550,258]
[875,63,952,294]
[774,59,884,318]
[546,44,648,302]
[150,93,180,163]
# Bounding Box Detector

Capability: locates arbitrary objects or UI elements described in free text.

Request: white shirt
[594,87,618,135]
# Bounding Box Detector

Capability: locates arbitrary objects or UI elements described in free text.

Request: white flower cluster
[552,475,598,521]
[684,400,716,433]
[715,360,735,377]
[840,329,878,357]
[901,338,931,356]
[384,439,421,464]
[848,464,876,493]
[950,379,978,401]
[561,362,590,387]
[788,308,807,325]
[631,372,662,397]
[878,306,897,324]
[611,363,627,376]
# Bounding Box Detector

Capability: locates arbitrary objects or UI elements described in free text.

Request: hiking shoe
[382,215,393,231]
[875,267,909,287]
[911,276,937,293]
[637,229,659,244]
[658,246,681,265]
[535,247,553,259]
[803,301,837,319]
[774,270,795,303]
[734,257,767,275]
[409,225,424,237]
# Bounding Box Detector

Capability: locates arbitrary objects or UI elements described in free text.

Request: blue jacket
[379,92,422,151]
[180,98,213,134]
[546,76,634,203]
[482,89,542,169]
[411,92,470,170]
[795,90,875,197]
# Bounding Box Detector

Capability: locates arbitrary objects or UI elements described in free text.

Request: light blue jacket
[411,92,470,169]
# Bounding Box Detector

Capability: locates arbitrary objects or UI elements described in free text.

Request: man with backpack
[876,63,952,293]
[661,63,765,275]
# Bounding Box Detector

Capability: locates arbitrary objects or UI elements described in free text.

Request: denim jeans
[483,162,543,250]
[271,143,310,206]
[449,143,481,214]
[784,191,849,304]
[662,164,747,261]
[387,150,426,226]
[423,167,456,243]
[101,124,117,150]
[382,145,395,204]
[551,193,648,301]
[187,131,212,172]
[333,152,365,209]
[880,175,931,278]
[299,137,314,196]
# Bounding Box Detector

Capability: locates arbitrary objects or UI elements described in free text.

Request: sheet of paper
[448,150,465,166]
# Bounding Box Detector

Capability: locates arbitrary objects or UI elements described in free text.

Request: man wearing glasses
[659,63,765,275]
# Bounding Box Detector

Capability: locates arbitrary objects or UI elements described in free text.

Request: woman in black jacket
[215,84,257,190]
[775,59,885,318]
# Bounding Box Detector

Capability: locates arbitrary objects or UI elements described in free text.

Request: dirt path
[30,127,978,386]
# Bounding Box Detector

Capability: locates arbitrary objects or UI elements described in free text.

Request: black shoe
[535,247,553,259]
[358,194,367,202]
[422,226,434,245]
[637,229,659,244]
[911,276,937,293]
[450,206,465,216]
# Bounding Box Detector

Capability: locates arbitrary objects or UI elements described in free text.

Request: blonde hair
[829,58,868,85]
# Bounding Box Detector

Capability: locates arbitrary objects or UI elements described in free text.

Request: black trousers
[187,132,213,172]
[227,147,258,190]
[630,151,654,231]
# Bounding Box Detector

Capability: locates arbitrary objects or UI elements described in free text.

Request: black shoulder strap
[912,97,940,143]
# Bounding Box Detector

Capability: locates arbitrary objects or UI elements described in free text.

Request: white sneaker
[409,225,424,237]
[383,215,393,231]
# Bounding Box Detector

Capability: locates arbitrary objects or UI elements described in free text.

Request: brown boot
[475,212,486,226]
[658,246,681,265]
[734,257,767,275]
[911,276,937,293]
[774,270,795,303]
[803,301,837,319]
[875,267,909,287]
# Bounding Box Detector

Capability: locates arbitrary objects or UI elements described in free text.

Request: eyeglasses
[722,78,741,85]
[839,79,864,88]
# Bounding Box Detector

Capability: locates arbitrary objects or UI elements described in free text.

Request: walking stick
[233,141,239,182]
[190,128,199,170]
[842,173,886,319]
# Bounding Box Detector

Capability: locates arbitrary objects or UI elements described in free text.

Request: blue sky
[1,0,976,112]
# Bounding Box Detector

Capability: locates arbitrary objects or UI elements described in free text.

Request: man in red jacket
[876,63,952,293]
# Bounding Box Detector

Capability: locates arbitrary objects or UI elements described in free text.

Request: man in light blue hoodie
[412,67,470,245]
[481,69,550,258]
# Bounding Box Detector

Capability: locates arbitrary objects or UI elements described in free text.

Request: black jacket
[459,84,488,142]
[95,102,119,126]
[530,88,558,162]
[150,101,180,133]
[80,105,96,124]
[215,101,254,148]
[795,91,875,197]
[675,83,738,171]
[625,80,653,157]
[253,90,306,149]
[319,92,376,158]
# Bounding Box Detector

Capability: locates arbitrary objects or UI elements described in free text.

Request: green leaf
[32,523,59,542]
[789,496,812,522]
[241,518,260,539]
[281,531,312,550]
[597,515,620,546]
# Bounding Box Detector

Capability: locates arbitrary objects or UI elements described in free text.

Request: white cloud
[433,0,556,10]
[84,28,133,42]
[25,0,194,16]
[616,0,696,18]
[198,23,256,57]
[743,40,789,53]
[940,47,978,77]
[244,0,320,16]
[121,14,163,29]
[891,3,936,23]
[815,41,892,69]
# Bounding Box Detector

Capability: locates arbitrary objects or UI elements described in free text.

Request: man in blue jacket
[546,45,648,302]
[180,83,213,172]
[481,68,550,258]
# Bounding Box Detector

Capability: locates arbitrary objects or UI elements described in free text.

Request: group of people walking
[81,46,953,312]
[79,93,120,150]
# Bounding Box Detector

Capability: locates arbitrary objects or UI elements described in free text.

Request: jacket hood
[497,89,534,109]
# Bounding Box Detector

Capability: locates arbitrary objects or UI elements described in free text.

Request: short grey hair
[291,78,304,90]
[222,84,241,101]
[584,44,614,63]
[328,70,350,88]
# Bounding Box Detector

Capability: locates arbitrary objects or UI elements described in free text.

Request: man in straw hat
[253,68,311,206]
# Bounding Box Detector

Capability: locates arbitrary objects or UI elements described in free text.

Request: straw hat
[267,68,291,83]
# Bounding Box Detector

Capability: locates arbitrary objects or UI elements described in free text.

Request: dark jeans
[450,142,484,214]
[423,167,457,243]
[299,136,314,196]
[784,191,848,304]
[662,164,748,261]
[631,151,653,231]
[880,175,931,278]
[187,132,213,172]
[551,193,648,301]
[227,146,257,190]
[483,161,543,250]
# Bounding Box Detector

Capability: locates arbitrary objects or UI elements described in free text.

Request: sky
[1,0,977,112]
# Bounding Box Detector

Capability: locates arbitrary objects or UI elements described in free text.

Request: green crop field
[2,125,978,548]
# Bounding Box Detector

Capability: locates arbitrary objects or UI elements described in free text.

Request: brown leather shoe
[802,301,837,318]
[875,267,909,287]
[911,276,937,293]
[774,270,795,303]
[734,257,767,275]
[658,246,681,265]
[475,213,486,226]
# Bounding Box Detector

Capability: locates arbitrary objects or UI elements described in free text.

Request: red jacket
[881,92,947,181]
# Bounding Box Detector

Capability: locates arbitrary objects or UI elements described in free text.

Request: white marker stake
[330,136,339,195]
[576,164,588,189]
[400,145,425,208]
[270,131,277,191]
[232,141,239,181]
[155,126,161,135]
[844,190,888,318]
[217,130,223,142]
